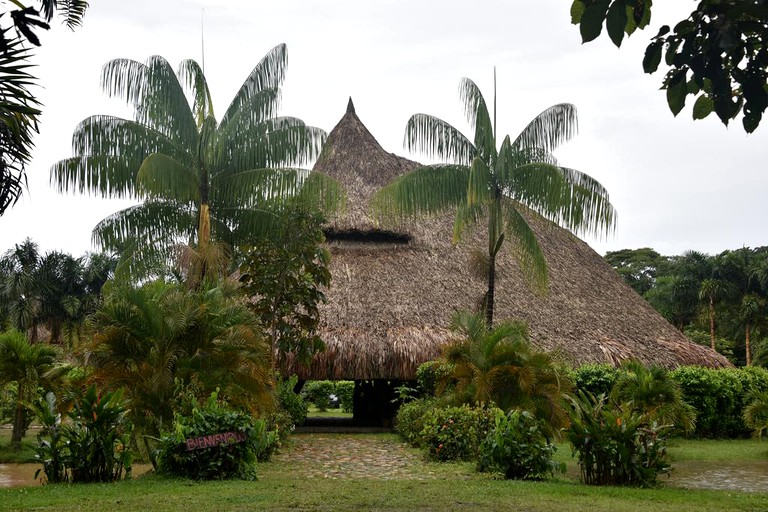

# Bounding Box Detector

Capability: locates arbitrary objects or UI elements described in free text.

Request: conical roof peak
[346,97,355,114]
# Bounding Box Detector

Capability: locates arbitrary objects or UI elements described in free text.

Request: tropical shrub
[573,363,620,398]
[743,389,768,440]
[34,386,133,484]
[89,280,274,440]
[156,391,268,480]
[670,366,768,437]
[276,375,308,426]
[419,405,498,462]
[303,380,336,411]
[394,398,436,447]
[416,360,454,397]
[335,381,354,413]
[477,409,563,480]
[566,392,672,487]
[440,312,572,433]
[611,361,696,434]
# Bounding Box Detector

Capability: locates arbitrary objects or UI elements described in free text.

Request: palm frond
[458,78,495,163]
[220,43,287,128]
[452,201,485,244]
[512,103,578,154]
[403,114,475,165]
[371,164,470,222]
[51,114,197,198]
[177,59,214,125]
[217,87,281,137]
[217,117,325,170]
[504,163,616,238]
[504,206,548,293]
[136,153,200,202]
[100,56,197,148]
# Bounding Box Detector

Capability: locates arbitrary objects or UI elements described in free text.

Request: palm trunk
[745,323,752,366]
[11,382,26,451]
[486,253,496,328]
[708,297,716,351]
[197,202,211,285]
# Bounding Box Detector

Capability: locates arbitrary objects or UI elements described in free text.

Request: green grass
[305,404,353,418]
[1,436,767,511]
[0,428,38,464]
[667,437,768,462]
[1,470,767,512]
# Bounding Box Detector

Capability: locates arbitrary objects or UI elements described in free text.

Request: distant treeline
[605,247,768,367]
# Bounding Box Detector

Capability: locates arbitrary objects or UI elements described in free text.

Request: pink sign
[185,431,248,451]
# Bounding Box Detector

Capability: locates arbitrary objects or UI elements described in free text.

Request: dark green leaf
[571,0,585,24]
[692,95,714,120]
[743,112,760,133]
[580,0,611,43]
[673,19,695,35]
[667,77,688,116]
[643,41,663,73]
[606,0,628,47]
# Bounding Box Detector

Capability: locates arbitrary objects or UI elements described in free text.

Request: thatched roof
[280,100,732,380]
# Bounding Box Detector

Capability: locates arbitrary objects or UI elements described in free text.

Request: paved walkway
[273,434,470,480]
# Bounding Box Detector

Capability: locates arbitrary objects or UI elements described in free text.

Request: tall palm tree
[0,240,92,344]
[88,279,273,440]
[0,330,58,450]
[51,44,341,281]
[739,294,765,366]
[373,75,615,326]
[441,311,571,432]
[698,278,730,351]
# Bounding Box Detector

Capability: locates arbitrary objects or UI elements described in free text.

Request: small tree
[239,206,331,365]
[0,330,58,450]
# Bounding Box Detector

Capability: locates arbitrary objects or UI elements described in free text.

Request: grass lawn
[0,435,766,511]
[0,428,37,464]
[305,405,353,419]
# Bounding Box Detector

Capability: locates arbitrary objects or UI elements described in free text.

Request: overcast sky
[0,1,765,259]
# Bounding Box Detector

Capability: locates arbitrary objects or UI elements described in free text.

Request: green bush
[566,392,672,487]
[573,364,620,398]
[303,381,336,411]
[419,405,498,462]
[34,386,133,484]
[156,391,268,480]
[477,409,563,480]
[335,381,354,413]
[394,398,435,447]
[416,360,454,397]
[670,366,768,438]
[276,375,308,426]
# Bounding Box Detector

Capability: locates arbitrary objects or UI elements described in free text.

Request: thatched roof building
[281,99,731,381]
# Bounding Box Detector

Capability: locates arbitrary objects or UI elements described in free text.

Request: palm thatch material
[280,99,731,380]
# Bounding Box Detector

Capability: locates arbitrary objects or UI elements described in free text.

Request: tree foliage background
[605,245,768,366]
[571,0,768,132]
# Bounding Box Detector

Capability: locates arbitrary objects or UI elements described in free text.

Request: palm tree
[51,44,341,281]
[698,278,730,351]
[88,279,273,442]
[373,74,615,326]
[0,330,58,450]
[441,311,571,431]
[610,360,696,433]
[739,294,765,366]
[0,240,92,344]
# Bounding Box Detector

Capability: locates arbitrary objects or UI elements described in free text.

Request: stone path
[272,434,470,480]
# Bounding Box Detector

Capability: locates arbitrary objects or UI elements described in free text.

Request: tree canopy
[571,0,768,132]
[50,44,342,282]
[373,76,615,326]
